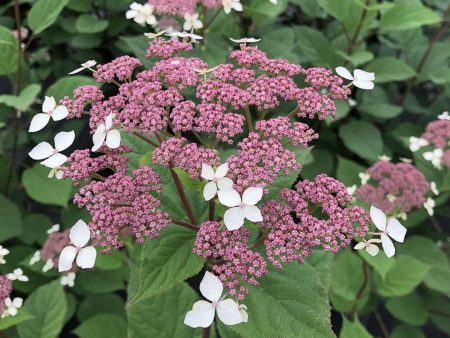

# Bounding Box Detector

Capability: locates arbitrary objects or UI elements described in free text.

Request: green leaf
[17,281,67,338]
[78,268,126,293]
[0,309,33,330]
[375,255,429,297]
[73,314,126,338]
[339,316,372,338]
[95,249,124,270]
[336,157,366,186]
[391,324,425,338]
[0,194,23,242]
[336,50,374,67]
[77,294,126,322]
[230,263,334,338]
[75,14,109,34]
[21,213,53,245]
[259,28,298,62]
[385,293,428,326]
[380,4,441,32]
[127,226,204,306]
[0,84,41,111]
[359,250,394,281]
[22,164,73,207]
[366,57,416,83]
[120,35,153,68]
[358,103,402,119]
[339,120,383,161]
[28,0,70,34]
[127,282,201,338]
[0,26,18,75]
[301,148,334,179]
[46,76,98,101]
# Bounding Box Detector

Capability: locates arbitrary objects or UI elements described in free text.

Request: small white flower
[47,224,60,234]
[201,163,233,201]
[60,272,76,288]
[399,157,412,163]
[58,220,96,272]
[222,0,243,14]
[378,155,391,161]
[354,238,381,256]
[42,259,54,273]
[29,251,40,265]
[370,205,407,258]
[167,31,203,42]
[398,212,408,221]
[144,30,166,39]
[29,130,75,169]
[335,67,375,90]
[194,66,219,75]
[438,111,450,120]
[7,268,29,282]
[423,148,443,169]
[48,167,64,179]
[424,197,435,216]
[126,2,157,26]
[183,13,203,31]
[239,304,248,322]
[68,60,97,75]
[359,172,370,185]
[430,182,439,196]
[386,193,397,202]
[229,37,261,44]
[218,187,263,230]
[92,113,121,152]
[29,96,68,132]
[184,271,244,328]
[347,185,357,196]
[409,136,429,152]
[348,98,357,107]
[0,245,9,264]
[1,298,23,318]
[268,0,277,4]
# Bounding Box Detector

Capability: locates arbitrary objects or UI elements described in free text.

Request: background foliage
[0,0,449,337]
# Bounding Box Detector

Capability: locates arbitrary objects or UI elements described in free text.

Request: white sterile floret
[167,31,203,42]
[58,220,97,272]
[201,163,233,201]
[29,96,68,132]
[0,245,9,264]
[47,224,60,234]
[430,182,439,196]
[1,298,23,318]
[378,155,391,161]
[423,148,443,169]
[68,60,97,75]
[28,130,75,168]
[218,187,263,230]
[42,259,54,273]
[60,272,76,287]
[92,113,121,152]
[424,197,435,216]
[29,250,40,265]
[222,0,243,14]
[354,239,381,256]
[7,268,29,282]
[184,271,245,328]
[144,30,166,39]
[126,2,157,26]
[359,172,370,185]
[183,13,203,31]
[409,136,429,152]
[48,167,64,179]
[335,67,375,90]
[370,205,407,258]
[437,111,450,120]
[268,0,277,4]
[229,37,261,44]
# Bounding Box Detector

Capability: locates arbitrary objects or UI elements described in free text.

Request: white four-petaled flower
[354,238,381,256]
[335,67,375,90]
[1,298,23,318]
[218,187,263,230]
[438,111,450,120]
[47,224,60,234]
[92,113,121,152]
[126,2,157,26]
[409,136,429,152]
[229,37,261,44]
[201,163,233,201]
[29,96,68,132]
[359,172,370,185]
[424,197,435,216]
[184,271,245,328]
[167,31,203,42]
[222,0,243,14]
[0,245,9,264]
[370,205,407,258]
[60,272,76,287]
[430,182,439,196]
[68,60,97,75]
[58,220,97,272]
[7,268,29,282]
[183,13,203,31]
[423,148,443,169]
[29,130,75,168]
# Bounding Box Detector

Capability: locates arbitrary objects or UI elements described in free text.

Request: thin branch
[244,106,254,132]
[169,165,197,225]
[172,220,198,232]
[202,326,210,338]
[346,0,370,55]
[373,308,390,338]
[208,199,215,221]
[350,261,369,320]
[250,230,270,249]
[132,131,159,147]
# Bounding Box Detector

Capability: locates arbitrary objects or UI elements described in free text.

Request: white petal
[381,234,395,258]
[335,67,353,80]
[203,181,218,201]
[68,67,85,75]
[353,80,374,90]
[217,299,243,326]
[92,131,106,152]
[41,153,67,168]
[201,163,215,180]
[29,113,50,132]
[354,242,366,250]
[214,163,228,179]
[386,218,407,243]
[51,105,69,121]
[58,246,77,272]
[243,205,263,222]
[105,130,121,149]
[242,187,263,205]
[29,142,53,160]
[217,177,233,191]
[184,300,215,328]
[354,69,375,81]
[76,246,96,269]
[217,189,241,207]
[366,243,379,256]
[12,298,23,308]
[224,207,245,231]
[54,131,75,151]
[370,205,386,231]
[70,219,91,247]
[200,271,223,302]
[105,113,114,129]
[42,96,56,113]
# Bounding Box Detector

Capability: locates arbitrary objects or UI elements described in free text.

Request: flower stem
[132,131,159,147]
[350,261,369,320]
[208,199,215,221]
[244,106,254,132]
[169,165,197,225]
[172,220,198,232]
[202,326,210,338]
[250,230,270,249]
[346,0,370,55]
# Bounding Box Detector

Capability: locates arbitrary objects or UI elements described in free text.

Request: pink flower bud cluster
[60,85,104,119]
[193,221,268,300]
[93,56,142,83]
[41,229,70,267]
[356,160,430,214]
[148,0,221,16]
[146,38,193,59]
[261,174,369,269]
[0,276,13,313]
[421,119,450,167]
[73,167,170,251]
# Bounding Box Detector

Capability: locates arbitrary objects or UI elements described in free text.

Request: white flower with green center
[126,2,156,26]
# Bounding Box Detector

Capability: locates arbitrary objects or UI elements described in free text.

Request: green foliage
[73,314,127,338]
[0,25,18,75]
[339,317,372,338]
[28,0,70,34]
[0,84,40,111]
[0,194,23,241]
[339,120,383,161]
